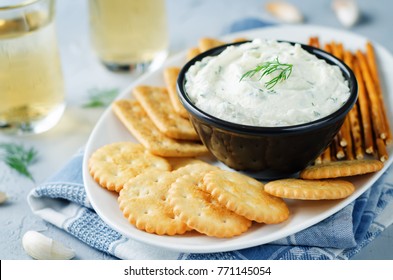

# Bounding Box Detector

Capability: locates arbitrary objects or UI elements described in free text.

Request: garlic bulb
[22,231,75,260]
[332,0,360,28]
[265,1,304,24]
[0,191,7,204]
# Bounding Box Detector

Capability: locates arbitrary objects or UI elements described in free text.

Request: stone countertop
[1,0,392,260]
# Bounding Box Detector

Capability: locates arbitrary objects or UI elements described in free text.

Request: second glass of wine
[88,0,169,73]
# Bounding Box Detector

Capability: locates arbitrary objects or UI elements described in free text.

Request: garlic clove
[22,231,75,260]
[265,1,304,24]
[332,0,360,28]
[0,191,7,204]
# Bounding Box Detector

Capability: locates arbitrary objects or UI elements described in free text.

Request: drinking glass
[0,0,65,135]
[88,0,169,72]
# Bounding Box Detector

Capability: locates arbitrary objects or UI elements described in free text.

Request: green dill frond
[240,57,293,90]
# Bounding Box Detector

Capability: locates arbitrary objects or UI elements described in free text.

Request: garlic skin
[22,231,75,260]
[332,0,360,28]
[265,1,304,24]
[0,191,7,204]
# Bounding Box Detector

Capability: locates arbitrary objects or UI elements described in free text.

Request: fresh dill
[240,57,293,90]
[82,87,120,108]
[0,143,38,181]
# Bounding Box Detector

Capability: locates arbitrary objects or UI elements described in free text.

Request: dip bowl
[177,41,358,179]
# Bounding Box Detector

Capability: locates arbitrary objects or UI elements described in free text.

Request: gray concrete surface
[1,0,392,260]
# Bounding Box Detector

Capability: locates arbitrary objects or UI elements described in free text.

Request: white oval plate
[83,25,393,253]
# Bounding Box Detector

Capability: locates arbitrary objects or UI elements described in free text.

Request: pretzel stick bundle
[352,58,375,154]
[356,50,389,161]
[356,51,386,139]
[308,36,390,164]
[365,41,393,145]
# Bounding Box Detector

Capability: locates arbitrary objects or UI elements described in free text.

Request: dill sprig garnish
[82,87,119,108]
[0,143,38,181]
[240,57,293,89]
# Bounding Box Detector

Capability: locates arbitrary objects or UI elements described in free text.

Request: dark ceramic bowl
[177,41,358,179]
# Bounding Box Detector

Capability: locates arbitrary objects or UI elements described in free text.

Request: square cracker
[198,37,226,52]
[133,85,198,140]
[186,47,201,61]
[163,67,190,118]
[112,99,208,157]
[189,37,247,60]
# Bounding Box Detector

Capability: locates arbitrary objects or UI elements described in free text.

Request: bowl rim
[177,40,358,135]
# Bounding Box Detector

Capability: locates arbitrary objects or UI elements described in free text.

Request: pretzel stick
[337,43,344,59]
[330,140,337,161]
[308,37,321,48]
[366,41,379,88]
[333,135,345,159]
[314,155,322,165]
[313,37,321,48]
[338,50,354,150]
[324,43,332,54]
[366,41,392,144]
[348,104,364,159]
[353,58,374,154]
[331,41,343,60]
[321,146,332,163]
[342,117,355,160]
[356,50,386,140]
[376,138,389,162]
[342,50,364,159]
[338,130,347,147]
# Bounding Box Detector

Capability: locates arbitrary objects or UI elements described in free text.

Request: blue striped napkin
[27,147,393,260]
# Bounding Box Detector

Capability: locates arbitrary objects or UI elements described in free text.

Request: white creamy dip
[185,39,350,127]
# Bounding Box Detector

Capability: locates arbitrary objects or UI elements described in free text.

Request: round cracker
[172,160,220,177]
[118,170,189,235]
[168,174,252,238]
[202,170,289,224]
[88,142,171,192]
[264,178,355,200]
[167,157,208,171]
[299,159,383,179]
